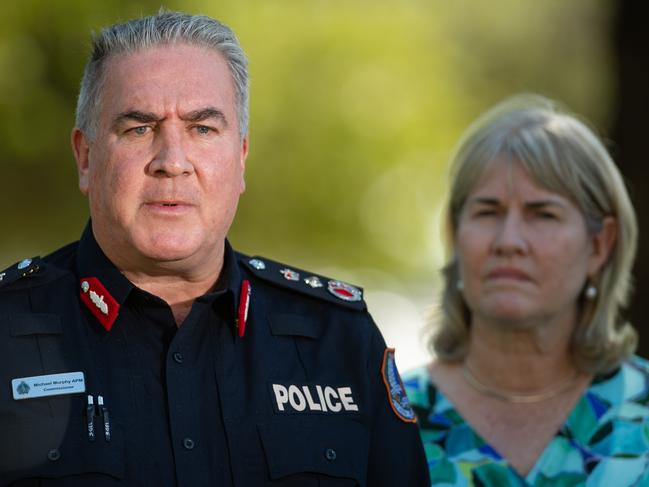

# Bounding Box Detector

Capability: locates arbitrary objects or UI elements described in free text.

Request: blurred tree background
[2,0,644,367]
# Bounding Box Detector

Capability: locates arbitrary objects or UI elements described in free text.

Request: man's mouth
[144,201,192,212]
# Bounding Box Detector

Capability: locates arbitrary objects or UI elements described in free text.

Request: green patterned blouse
[403,356,649,486]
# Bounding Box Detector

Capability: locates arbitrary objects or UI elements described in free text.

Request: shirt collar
[75,221,242,325]
[199,237,242,315]
[76,221,134,307]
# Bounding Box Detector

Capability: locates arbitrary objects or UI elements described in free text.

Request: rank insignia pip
[280,268,300,281]
[381,348,417,423]
[327,280,362,302]
[249,258,266,270]
[79,277,120,331]
[304,276,323,288]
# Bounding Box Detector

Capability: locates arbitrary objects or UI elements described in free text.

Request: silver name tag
[12,372,86,400]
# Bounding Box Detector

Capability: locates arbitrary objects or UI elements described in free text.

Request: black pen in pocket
[86,395,96,442]
[98,395,111,442]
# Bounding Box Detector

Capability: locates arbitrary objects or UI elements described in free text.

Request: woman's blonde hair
[432,94,638,373]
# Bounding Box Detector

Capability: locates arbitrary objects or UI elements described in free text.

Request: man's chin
[132,234,204,264]
[137,245,199,264]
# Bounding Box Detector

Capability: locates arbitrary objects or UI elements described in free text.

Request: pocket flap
[8,314,62,336]
[258,416,368,484]
[268,313,323,339]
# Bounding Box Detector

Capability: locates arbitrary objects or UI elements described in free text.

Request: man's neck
[100,240,226,327]
[126,269,223,326]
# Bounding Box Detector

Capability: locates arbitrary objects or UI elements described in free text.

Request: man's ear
[239,135,249,194]
[588,216,617,276]
[71,128,90,195]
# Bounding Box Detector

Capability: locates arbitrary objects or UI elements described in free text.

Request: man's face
[73,43,248,270]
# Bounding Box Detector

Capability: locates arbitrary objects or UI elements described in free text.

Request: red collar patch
[237,280,251,338]
[79,277,120,331]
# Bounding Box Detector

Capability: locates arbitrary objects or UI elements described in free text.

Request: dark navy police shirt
[0,224,428,486]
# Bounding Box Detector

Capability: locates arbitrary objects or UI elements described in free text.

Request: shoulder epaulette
[238,253,367,311]
[0,257,44,290]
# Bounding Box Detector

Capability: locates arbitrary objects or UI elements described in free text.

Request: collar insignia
[79,277,120,331]
[237,279,251,338]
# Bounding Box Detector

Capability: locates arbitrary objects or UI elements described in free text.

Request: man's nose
[147,128,194,177]
[492,212,528,255]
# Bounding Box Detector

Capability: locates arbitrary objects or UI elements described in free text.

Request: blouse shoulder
[402,365,436,410]
[588,354,649,406]
[628,354,649,375]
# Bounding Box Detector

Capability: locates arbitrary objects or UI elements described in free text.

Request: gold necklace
[462,365,581,404]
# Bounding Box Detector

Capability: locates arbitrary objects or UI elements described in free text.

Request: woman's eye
[537,211,557,220]
[474,209,497,217]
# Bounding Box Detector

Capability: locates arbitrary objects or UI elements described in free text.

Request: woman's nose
[492,212,528,255]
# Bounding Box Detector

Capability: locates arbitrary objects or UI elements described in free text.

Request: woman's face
[455,160,613,330]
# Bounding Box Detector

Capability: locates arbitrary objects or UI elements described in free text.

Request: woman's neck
[464,315,579,393]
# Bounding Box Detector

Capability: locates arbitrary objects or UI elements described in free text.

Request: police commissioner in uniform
[0,11,428,487]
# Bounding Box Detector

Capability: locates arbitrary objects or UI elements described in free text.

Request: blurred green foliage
[0,0,612,288]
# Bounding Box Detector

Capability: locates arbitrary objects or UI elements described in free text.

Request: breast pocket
[258,416,369,487]
[4,314,64,377]
[0,416,125,486]
[1,314,71,418]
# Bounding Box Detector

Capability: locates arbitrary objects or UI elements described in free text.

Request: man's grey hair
[75,11,249,140]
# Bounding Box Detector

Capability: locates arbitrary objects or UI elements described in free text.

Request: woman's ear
[588,216,617,276]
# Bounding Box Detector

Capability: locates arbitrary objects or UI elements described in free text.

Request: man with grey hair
[0,11,427,487]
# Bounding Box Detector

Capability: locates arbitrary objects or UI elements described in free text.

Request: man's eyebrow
[181,108,228,126]
[113,110,162,126]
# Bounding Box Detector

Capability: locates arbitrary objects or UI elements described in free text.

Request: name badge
[12,372,86,400]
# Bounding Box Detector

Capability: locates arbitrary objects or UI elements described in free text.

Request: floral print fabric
[403,356,649,486]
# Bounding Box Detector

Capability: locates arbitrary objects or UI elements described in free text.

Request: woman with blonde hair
[404,95,649,485]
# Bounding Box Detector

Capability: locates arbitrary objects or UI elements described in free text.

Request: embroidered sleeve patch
[381,348,417,423]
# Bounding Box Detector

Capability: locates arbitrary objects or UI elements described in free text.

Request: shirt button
[324,448,336,461]
[47,449,61,461]
[183,437,195,450]
[172,352,184,364]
